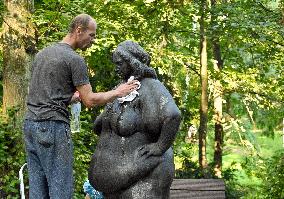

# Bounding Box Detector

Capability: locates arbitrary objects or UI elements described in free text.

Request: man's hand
[70,91,81,103]
[115,80,139,97]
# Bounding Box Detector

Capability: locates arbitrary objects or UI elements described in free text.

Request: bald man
[23,14,137,199]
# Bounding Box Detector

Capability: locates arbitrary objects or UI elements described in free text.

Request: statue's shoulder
[141,78,163,88]
[140,78,172,99]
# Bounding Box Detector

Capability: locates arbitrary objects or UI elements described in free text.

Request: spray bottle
[70,91,81,133]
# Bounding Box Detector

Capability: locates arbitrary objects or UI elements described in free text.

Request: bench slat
[170,179,226,199]
[171,179,225,191]
[170,190,226,199]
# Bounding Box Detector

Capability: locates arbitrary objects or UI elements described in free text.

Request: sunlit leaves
[1,0,281,196]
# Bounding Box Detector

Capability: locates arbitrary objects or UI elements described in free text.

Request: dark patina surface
[89,41,181,199]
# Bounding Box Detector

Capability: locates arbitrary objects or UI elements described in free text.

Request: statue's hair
[112,40,157,80]
[68,14,94,33]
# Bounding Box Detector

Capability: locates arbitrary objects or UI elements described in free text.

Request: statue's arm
[138,79,181,157]
[93,112,104,135]
[156,103,181,153]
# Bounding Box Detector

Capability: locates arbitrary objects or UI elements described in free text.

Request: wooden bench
[170,179,226,199]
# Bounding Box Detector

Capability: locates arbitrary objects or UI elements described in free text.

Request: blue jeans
[23,120,73,199]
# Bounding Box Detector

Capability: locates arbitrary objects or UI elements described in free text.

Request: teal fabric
[83,180,103,199]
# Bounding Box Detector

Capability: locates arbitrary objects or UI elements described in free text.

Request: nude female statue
[88,40,181,199]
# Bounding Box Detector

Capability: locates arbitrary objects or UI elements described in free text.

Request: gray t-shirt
[25,43,90,124]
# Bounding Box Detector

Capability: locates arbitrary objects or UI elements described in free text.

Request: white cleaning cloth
[118,76,141,103]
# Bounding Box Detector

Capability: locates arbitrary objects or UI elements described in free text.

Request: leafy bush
[222,162,245,199]
[0,107,26,198]
[260,150,284,199]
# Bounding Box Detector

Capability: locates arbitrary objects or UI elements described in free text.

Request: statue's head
[112,40,157,81]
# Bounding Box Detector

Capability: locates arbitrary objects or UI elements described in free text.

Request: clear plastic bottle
[71,102,81,133]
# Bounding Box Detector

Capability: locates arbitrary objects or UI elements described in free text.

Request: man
[23,14,137,199]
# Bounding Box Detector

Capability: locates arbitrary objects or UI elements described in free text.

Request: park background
[0,0,283,198]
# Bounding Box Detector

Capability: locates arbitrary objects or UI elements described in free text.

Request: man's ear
[76,26,82,35]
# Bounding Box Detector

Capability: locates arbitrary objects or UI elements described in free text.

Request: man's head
[68,14,97,51]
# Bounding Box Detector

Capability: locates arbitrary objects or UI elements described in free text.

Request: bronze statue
[89,40,181,199]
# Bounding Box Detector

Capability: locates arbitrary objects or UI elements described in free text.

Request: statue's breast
[109,99,142,137]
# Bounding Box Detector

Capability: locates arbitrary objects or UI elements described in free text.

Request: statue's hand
[136,143,163,159]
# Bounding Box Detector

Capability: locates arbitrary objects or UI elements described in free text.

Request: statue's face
[113,54,132,80]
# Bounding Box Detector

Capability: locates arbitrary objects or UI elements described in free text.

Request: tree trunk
[212,39,223,178]
[211,0,224,178]
[1,0,35,120]
[280,1,284,25]
[282,118,284,148]
[198,0,208,172]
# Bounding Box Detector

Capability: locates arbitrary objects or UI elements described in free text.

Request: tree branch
[184,62,200,76]
[257,2,273,13]
[224,87,281,103]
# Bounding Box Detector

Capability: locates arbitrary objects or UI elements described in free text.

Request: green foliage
[208,0,284,137]
[247,149,284,199]
[0,0,284,197]
[175,158,203,179]
[256,106,284,137]
[0,107,26,198]
[223,163,245,199]
[173,130,200,178]
[0,0,4,26]
[235,149,284,199]
[260,150,284,199]
[0,49,3,102]
[222,131,283,199]
[32,0,89,49]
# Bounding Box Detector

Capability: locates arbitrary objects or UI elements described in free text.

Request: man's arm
[76,81,137,108]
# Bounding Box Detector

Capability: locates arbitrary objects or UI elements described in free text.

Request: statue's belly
[91,132,150,189]
[95,130,148,158]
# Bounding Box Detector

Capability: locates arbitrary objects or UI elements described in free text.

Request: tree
[1,0,35,119]
[198,0,209,172]
[210,0,224,178]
